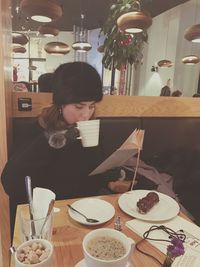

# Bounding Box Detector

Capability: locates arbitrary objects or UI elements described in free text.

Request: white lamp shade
[157,59,173,68]
[44,42,70,55]
[20,0,63,23]
[117,11,152,33]
[182,55,200,65]
[184,24,200,43]
[72,41,92,52]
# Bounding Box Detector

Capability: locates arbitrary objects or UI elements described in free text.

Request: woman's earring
[59,108,62,115]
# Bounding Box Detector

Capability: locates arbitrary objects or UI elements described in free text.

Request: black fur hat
[52,62,103,105]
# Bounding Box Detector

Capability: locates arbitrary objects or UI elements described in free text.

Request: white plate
[118,190,180,221]
[68,198,115,225]
[75,259,133,267]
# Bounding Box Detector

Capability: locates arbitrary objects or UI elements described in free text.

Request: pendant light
[13,45,26,53]
[38,25,59,37]
[157,60,173,68]
[184,24,200,43]
[182,55,200,65]
[44,42,70,55]
[184,0,200,43]
[28,65,37,70]
[182,34,200,65]
[12,32,29,45]
[72,41,92,52]
[20,0,63,23]
[117,1,152,33]
[157,11,173,68]
[72,14,92,53]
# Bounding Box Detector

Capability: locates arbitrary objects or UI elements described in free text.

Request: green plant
[100,0,149,70]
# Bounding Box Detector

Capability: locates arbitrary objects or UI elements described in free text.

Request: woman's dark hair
[38,62,102,131]
[52,62,103,105]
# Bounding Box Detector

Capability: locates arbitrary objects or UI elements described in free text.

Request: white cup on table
[82,228,135,267]
[76,119,100,147]
[15,238,53,267]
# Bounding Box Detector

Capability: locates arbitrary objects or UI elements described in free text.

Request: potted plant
[100,0,150,70]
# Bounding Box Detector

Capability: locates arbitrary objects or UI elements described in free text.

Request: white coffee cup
[15,238,53,267]
[76,119,100,147]
[82,228,135,267]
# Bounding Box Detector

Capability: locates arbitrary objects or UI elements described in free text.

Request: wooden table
[12,194,186,267]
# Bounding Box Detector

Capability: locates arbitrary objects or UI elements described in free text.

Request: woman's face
[61,101,96,124]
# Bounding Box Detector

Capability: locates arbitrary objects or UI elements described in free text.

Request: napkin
[32,187,56,236]
[33,187,56,219]
[126,216,200,255]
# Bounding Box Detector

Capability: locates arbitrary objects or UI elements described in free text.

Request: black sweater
[1,128,113,234]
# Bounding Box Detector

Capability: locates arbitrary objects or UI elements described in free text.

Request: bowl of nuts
[15,239,53,267]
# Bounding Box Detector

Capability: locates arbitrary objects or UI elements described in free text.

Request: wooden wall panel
[13,92,53,118]
[13,92,200,118]
[0,0,12,265]
[96,95,200,117]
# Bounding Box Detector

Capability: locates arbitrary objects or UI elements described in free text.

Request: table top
[12,193,187,267]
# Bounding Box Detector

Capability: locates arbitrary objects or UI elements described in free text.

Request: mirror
[11,0,200,96]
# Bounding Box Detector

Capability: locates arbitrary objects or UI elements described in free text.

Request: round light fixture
[12,32,29,45]
[157,59,173,68]
[184,24,200,43]
[72,41,92,52]
[38,25,59,37]
[182,55,200,65]
[117,11,152,33]
[20,0,63,23]
[28,65,37,70]
[44,42,70,55]
[12,45,26,53]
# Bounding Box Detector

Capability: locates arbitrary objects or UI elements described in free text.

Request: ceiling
[12,0,190,32]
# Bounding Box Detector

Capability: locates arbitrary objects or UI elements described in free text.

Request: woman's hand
[108,180,135,193]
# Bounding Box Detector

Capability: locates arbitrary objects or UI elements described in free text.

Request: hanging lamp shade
[12,32,29,45]
[38,25,59,37]
[117,11,152,33]
[12,45,26,53]
[72,41,92,52]
[182,55,200,65]
[157,59,173,68]
[184,24,200,43]
[28,65,37,70]
[20,0,63,23]
[44,42,70,55]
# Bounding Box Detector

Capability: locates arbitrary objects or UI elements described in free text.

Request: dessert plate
[75,259,133,267]
[118,190,180,221]
[68,198,115,226]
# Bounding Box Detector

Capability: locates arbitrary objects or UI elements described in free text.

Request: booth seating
[99,117,200,161]
[12,116,200,160]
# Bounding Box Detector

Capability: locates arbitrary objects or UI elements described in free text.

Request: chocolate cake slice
[137,192,159,214]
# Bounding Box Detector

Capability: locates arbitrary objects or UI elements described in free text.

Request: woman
[171,90,182,97]
[1,62,113,234]
[160,85,171,96]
